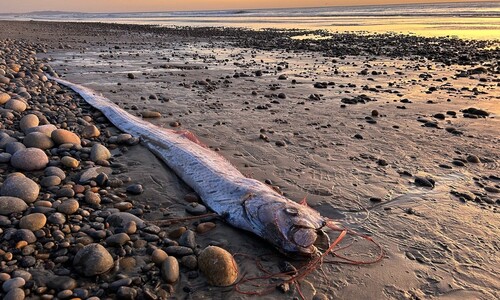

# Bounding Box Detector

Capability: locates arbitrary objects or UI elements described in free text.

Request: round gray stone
[5,142,25,155]
[0,175,40,203]
[2,277,25,292]
[10,148,49,171]
[44,166,66,180]
[73,243,114,276]
[4,288,25,300]
[23,132,54,150]
[0,196,28,215]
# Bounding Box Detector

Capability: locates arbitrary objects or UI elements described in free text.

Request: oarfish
[48,75,335,258]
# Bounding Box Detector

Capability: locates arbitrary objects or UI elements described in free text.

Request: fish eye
[285,207,299,216]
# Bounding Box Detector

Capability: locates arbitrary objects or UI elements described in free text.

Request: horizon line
[3,0,496,15]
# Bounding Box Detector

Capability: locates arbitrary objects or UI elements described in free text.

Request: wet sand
[1,21,499,299]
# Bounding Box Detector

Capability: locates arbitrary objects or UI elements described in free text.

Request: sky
[0,0,494,13]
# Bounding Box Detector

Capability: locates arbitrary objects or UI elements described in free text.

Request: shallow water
[2,2,500,40]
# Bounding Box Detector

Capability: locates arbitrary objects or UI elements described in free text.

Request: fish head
[245,193,327,258]
[274,202,327,258]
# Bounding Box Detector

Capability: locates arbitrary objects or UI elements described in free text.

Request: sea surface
[1,1,500,40]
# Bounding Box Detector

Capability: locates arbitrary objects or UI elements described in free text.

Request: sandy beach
[0,20,499,299]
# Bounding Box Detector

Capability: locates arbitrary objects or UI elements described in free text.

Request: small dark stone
[275,140,286,147]
[415,176,435,188]
[164,246,194,257]
[452,160,466,167]
[126,184,144,195]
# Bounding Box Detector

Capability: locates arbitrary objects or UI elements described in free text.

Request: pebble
[25,124,57,136]
[126,184,143,195]
[2,277,25,292]
[10,148,49,171]
[0,153,11,163]
[179,230,196,249]
[4,288,25,300]
[164,246,194,256]
[0,174,40,203]
[106,233,131,247]
[84,191,101,206]
[61,156,79,168]
[181,255,198,270]
[79,166,112,183]
[141,111,162,118]
[19,213,47,231]
[47,275,77,291]
[57,199,79,214]
[123,221,137,235]
[161,256,179,283]
[44,166,66,180]
[47,212,66,225]
[196,222,216,234]
[81,125,100,138]
[0,196,28,215]
[73,243,114,276]
[185,202,207,215]
[23,132,54,149]
[11,270,31,282]
[90,143,111,162]
[5,142,25,155]
[0,92,11,104]
[51,129,81,145]
[40,175,62,187]
[57,290,74,299]
[117,286,137,300]
[20,114,39,133]
[13,229,37,244]
[5,99,27,112]
[115,201,132,211]
[106,212,145,229]
[151,249,169,264]
[198,246,238,286]
[466,155,481,163]
[415,176,435,188]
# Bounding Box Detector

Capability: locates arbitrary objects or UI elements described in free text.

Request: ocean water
[2,1,500,40]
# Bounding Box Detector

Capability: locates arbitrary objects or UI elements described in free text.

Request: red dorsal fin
[175,130,208,148]
[299,196,308,206]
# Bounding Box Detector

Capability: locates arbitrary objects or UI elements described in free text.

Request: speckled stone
[5,142,25,155]
[0,175,40,203]
[198,246,238,286]
[23,132,54,149]
[10,148,49,171]
[0,197,28,215]
[25,124,57,136]
[73,243,114,276]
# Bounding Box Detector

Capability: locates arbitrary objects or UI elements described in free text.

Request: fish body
[48,75,328,257]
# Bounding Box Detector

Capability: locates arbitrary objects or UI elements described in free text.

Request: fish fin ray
[174,130,208,148]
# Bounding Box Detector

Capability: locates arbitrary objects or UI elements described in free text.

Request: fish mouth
[288,224,330,258]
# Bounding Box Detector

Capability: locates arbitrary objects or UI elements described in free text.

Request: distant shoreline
[1,1,499,41]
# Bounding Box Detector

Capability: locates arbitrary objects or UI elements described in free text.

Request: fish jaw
[243,192,327,258]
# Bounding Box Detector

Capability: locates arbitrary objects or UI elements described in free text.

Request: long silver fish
[48,75,333,258]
